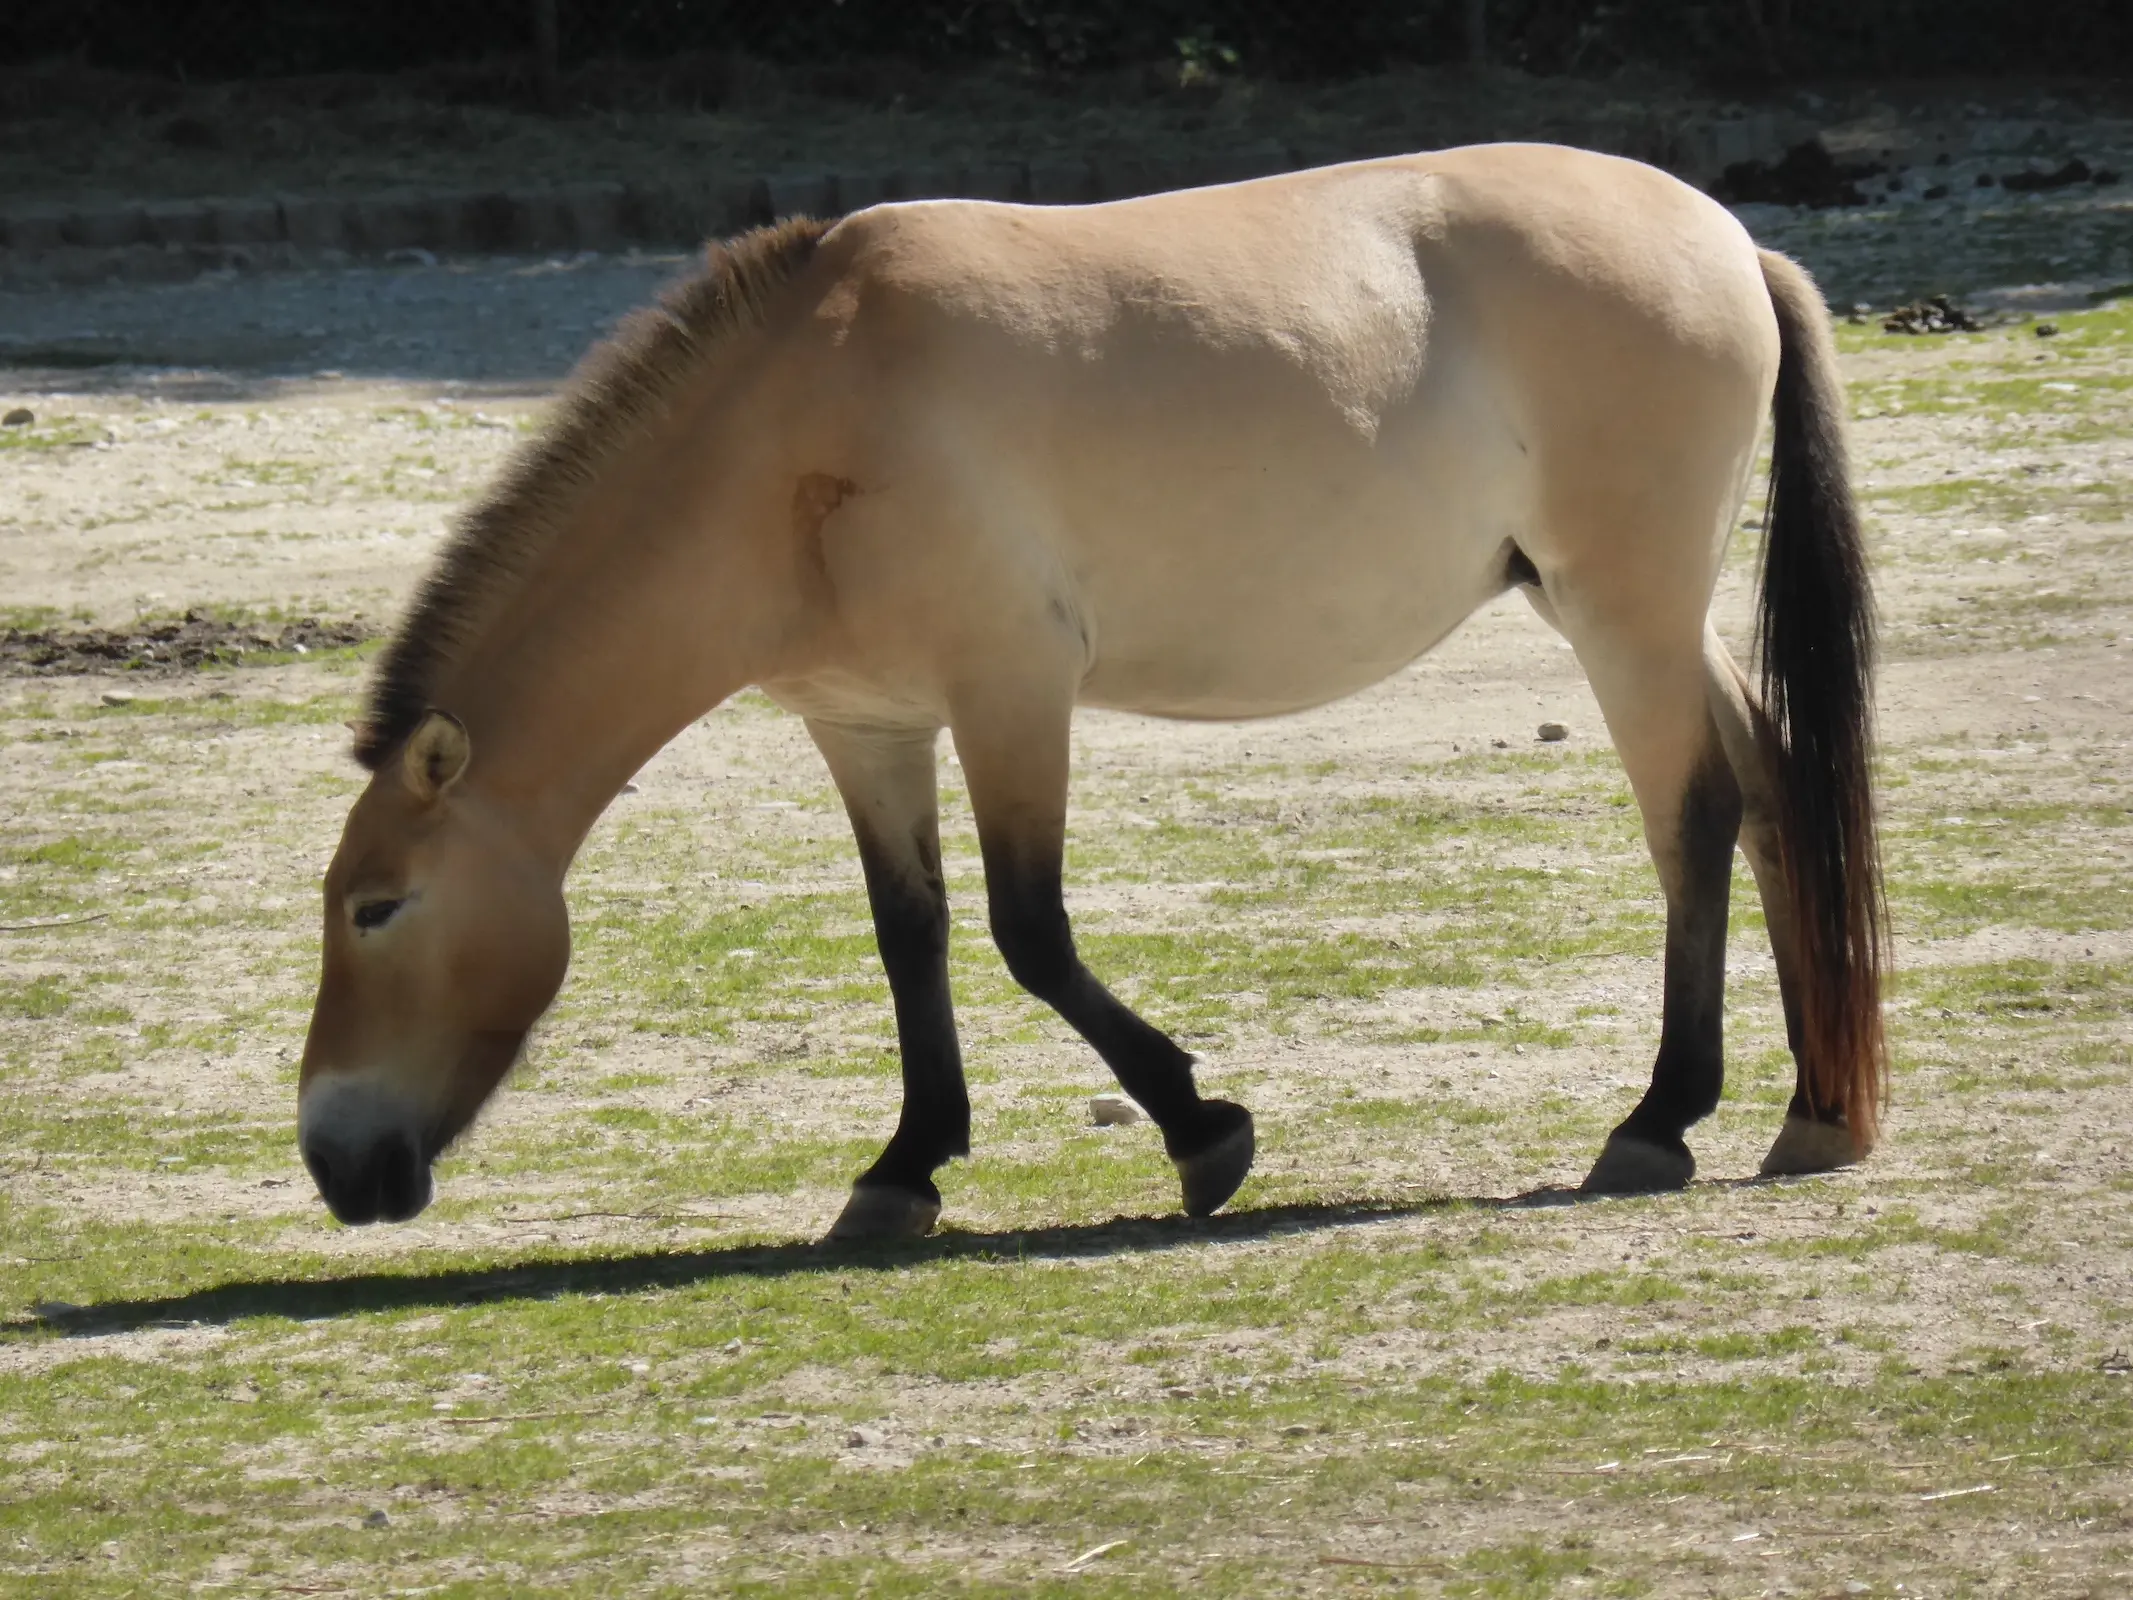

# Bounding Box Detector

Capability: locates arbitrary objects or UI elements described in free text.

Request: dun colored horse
[298,143,1886,1236]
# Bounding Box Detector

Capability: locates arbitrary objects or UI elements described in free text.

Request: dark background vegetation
[4,0,2130,88]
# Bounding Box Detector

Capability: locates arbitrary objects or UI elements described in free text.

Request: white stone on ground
[1090,1093,1143,1126]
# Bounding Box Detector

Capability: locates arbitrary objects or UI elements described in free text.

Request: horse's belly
[1074,514,1500,719]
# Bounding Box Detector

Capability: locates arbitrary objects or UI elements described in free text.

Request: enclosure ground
[1,186,2131,1595]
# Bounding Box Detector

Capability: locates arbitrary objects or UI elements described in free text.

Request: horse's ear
[402,710,471,803]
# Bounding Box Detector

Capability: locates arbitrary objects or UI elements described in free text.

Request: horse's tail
[1754,248,1888,1152]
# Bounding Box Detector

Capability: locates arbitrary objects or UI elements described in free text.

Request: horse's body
[298,144,1886,1234]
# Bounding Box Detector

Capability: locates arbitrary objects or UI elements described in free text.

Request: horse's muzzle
[301,1126,434,1224]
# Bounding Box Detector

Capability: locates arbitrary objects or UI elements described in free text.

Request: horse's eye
[353,898,403,932]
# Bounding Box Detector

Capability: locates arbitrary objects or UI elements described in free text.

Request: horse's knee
[989,898,1078,1002]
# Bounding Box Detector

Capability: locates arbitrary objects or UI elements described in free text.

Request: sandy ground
[2,154,2129,1260]
[2,147,2132,1596]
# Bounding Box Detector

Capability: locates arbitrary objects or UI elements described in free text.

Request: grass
[3,673,2128,1592]
[0,416,103,453]
[4,1216,2129,1595]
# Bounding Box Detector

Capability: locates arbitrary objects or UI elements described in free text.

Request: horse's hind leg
[952,691,1255,1217]
[808,720,970,1240]
[1702,633,1859,1175]
[1557,616,1744,1194]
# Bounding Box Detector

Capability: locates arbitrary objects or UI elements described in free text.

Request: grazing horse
[297,143,1886,1236]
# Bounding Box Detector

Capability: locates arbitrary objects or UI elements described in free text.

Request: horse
[296,142,1886,1237]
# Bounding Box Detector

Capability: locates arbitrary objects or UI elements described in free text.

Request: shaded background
[5,0,2131,87]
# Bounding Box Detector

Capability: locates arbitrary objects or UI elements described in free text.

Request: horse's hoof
[1581,1133,1694,1195]
[1174,1107,1255,1217]
[1759,1115,1861,1177]
[827,1184,941,1241]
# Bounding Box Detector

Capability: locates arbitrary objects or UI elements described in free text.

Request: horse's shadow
[12,1178,1751,1338]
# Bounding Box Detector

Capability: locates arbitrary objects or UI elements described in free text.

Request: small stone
[1490,737,1509,749]
[1089,1092,1143,1127]
[846,1425,886,1449]
[1537,721,1569,742]
[2035,322,2059,338]
[99,690,136,707]
[2,407,32,426]
[619,780,640,794]
[362,1508,390,1528]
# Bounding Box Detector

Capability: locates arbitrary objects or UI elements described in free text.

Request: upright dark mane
[353,215,835,769]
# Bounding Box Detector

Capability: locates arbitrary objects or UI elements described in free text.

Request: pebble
[846,1425,886,1449]
[2,407,32,426]
[99,690,136,707]
[1089,1092,1143,1126]
[2035,321,2059,337]
[362,1509,390,1528]
[1537,721,1569,742]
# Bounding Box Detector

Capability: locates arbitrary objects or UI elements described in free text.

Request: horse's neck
[436,476,792,866]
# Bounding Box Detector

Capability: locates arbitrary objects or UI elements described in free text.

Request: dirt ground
[2,126,2132,1597]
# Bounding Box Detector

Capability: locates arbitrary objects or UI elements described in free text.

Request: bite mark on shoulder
[792,471,860,605]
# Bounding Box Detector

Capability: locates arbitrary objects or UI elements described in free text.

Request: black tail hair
[1755,249,1889,1150]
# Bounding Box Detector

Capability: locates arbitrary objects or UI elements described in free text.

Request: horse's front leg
[808,719,969,1240]
[952,690,1255,1218]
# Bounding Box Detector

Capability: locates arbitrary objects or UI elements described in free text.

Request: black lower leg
[985,854,1247,1169]
[1742,819,1847,1132]
[1610,752,1742,1163]
[850,830,968,1204]
[1776,972,1845,1129]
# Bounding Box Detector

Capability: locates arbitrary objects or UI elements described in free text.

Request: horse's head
[298,711,569,1224]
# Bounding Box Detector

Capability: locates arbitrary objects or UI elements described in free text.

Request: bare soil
[0,611,371,673]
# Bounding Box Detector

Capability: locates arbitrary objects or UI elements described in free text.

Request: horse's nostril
[301,1130,430,1225]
